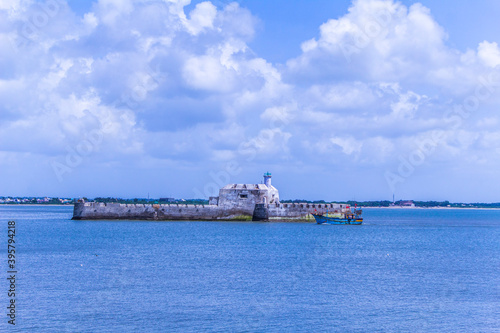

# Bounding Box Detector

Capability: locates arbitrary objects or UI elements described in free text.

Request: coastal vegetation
[271,199,500,209]
[228,215,253,221]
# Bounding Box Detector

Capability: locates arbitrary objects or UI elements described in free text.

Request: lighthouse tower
[263,172,272,187]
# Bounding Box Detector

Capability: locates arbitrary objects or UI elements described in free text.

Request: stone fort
[73,173,347,221]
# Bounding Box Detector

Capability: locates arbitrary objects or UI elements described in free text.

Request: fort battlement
[73,201,348,221]
[74,202,227,220]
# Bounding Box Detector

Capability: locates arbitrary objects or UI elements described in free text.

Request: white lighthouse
[264,172,272,187]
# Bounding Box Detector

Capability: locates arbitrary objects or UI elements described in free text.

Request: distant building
[399,200,415,208]
[159,198,175,203]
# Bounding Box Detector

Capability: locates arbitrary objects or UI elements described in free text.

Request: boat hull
[312,214,363,225]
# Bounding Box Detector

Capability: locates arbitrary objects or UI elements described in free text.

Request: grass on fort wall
[228,215,253,221]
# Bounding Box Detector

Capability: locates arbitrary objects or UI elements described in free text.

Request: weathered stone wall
[268,203,344,220]
[73,202,350,221]
[208,197,219,205]
[73,202,246,220]
[266,186,279,204]
[218,188,268,214]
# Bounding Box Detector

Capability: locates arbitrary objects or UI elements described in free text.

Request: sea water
[0,206,499,332]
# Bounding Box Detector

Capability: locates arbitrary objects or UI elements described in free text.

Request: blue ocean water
[1,206,499,332]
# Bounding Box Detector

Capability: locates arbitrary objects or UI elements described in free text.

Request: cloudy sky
[1,0,500,202]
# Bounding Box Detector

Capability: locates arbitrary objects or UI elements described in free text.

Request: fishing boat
[312,206,363,225]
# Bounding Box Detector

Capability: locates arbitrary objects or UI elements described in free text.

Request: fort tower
[264,172,272,187]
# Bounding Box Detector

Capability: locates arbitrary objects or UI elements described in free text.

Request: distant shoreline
[0,204,72,207]
[363,206,500,210]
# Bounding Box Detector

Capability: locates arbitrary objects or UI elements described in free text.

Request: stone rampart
[72,202,350,221]
[268,203,344,220]
[73,202,251,220]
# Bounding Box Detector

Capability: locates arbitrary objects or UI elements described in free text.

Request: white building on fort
[209,172,280,210]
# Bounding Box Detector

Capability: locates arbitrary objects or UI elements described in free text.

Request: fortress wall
[268,203,345,220]
[155,204,234,220]
[72,202,350,221]
[72,202,252,220]
[73,202,155,220]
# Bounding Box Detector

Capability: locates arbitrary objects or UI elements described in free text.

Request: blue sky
[1,0,500,202]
